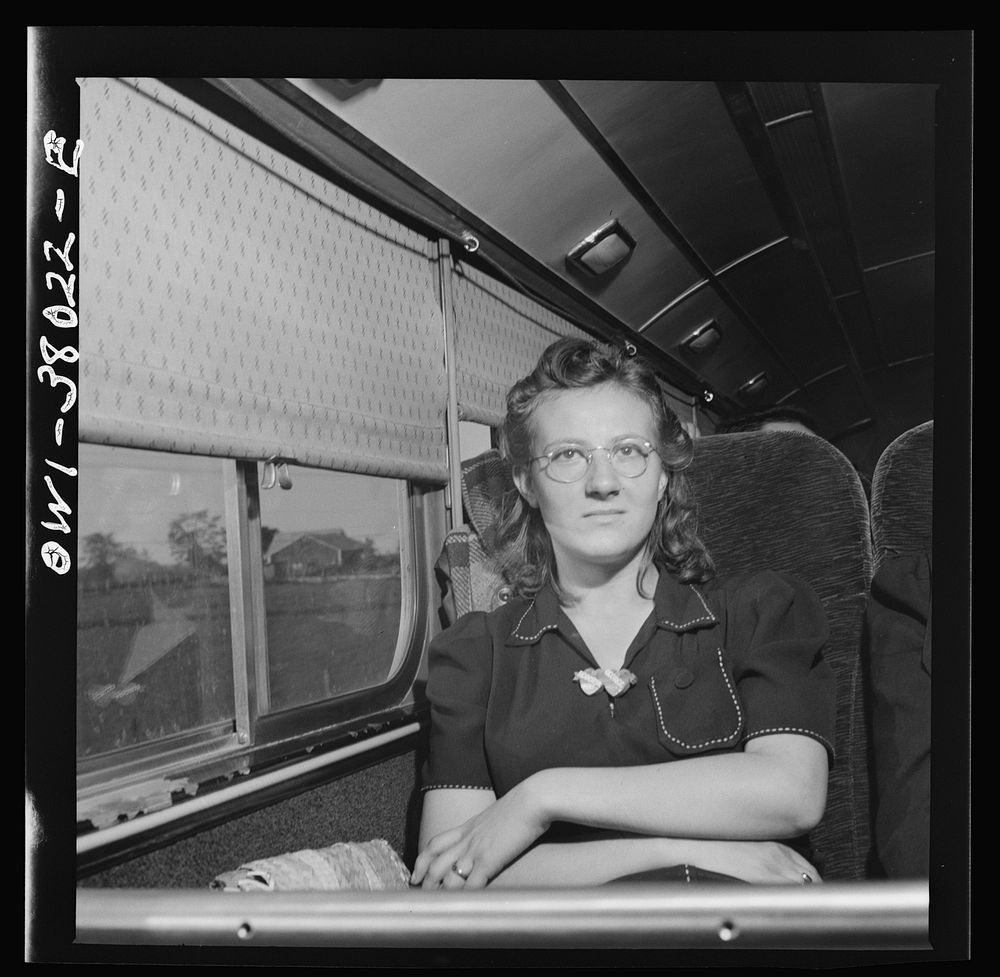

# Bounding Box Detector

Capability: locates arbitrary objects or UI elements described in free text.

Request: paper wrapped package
[210,839,411,892]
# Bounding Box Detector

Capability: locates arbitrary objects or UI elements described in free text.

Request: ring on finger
[800,872,814,884]
[451,862,470,880]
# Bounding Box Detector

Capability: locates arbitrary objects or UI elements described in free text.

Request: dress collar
[504,566,718,647]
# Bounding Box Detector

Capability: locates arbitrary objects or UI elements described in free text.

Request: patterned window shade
[78,78,449,484]
[449,263,591,426]
[450,263,697,431]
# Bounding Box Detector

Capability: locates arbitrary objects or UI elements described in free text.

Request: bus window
[256,463,404,712]
[77,445,235,758]
[458,421,494,462]
[75,443,422,829]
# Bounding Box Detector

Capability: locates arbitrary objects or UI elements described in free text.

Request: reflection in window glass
[76,445,235,759]
[258,465,403,713]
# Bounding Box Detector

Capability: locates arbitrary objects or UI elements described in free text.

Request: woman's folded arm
[414,734,827,888]
[530,733,828,841]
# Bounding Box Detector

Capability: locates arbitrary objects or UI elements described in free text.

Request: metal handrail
[76,880,929,949]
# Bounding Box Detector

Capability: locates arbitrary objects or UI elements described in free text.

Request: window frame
[75,447,429,833]
[242,459,428,758]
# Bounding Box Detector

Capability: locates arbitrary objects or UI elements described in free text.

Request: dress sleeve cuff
[743,726,835,759]
[420,783,494,792]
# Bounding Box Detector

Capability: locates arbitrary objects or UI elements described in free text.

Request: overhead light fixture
[566,219,636,276]
[679,320,723,357]
[737,372,770,402]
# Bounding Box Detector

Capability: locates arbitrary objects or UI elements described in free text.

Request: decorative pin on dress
[573,667,637,716]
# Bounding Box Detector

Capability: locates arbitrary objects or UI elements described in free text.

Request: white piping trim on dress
[511,599,559,641]
[649,647,743,750]
[655,583,717,629]
[420,784,494,792]
[743,726,835,755]
[690,585,717,621]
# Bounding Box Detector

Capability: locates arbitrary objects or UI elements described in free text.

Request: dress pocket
[648,647,744,756]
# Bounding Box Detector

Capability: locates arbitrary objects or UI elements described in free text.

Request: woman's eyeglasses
[530,439,659,483]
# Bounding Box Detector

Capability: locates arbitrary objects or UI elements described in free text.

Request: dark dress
[421,566,835,881]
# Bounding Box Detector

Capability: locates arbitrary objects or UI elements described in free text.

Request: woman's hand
[681,839,823,885]
[411,779,550,889]
[411,777,821,888]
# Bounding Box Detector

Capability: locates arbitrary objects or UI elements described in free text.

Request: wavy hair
[495,337,715,600]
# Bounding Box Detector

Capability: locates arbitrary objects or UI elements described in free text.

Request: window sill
[76,705,428,878]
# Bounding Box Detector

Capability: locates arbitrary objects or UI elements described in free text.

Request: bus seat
[870,421,934,572]
[440,432,875,880]
[865,421,933,878]
[691,432,874,881]
[437,450,519,625]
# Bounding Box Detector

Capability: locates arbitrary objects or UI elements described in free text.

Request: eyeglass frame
[528,438,661,483]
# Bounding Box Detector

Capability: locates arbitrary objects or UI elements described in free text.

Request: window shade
[449,263,591,426]
[78,78,449,484]
[450,263,696,430]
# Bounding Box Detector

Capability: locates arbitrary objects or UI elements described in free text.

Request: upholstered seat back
[865,420,934,880]
[436,452,517,626]
[441,431,875,879]
[690,431,874,880]
[870,421,934,572]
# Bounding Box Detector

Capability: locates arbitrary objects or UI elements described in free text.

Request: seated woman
[411,338,835,889]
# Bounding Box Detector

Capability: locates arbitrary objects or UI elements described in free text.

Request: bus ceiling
[208,77,938,460]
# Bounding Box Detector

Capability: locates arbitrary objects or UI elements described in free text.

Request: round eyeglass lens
[543,441,652,482]
[546,447,589,481]
[611,442,649,477]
